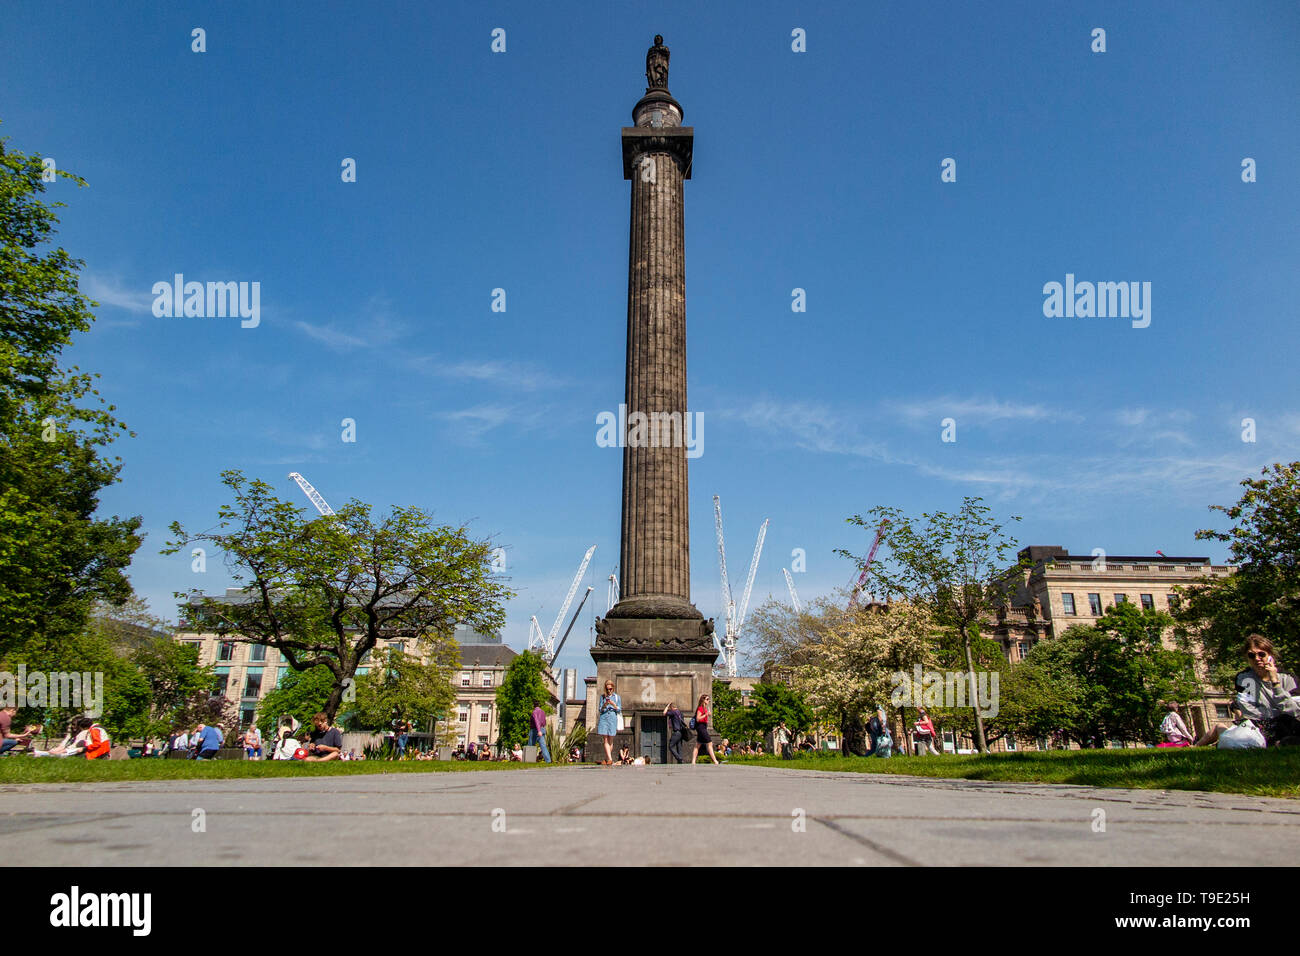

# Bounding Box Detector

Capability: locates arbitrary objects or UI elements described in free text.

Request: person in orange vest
[69,717,111,759]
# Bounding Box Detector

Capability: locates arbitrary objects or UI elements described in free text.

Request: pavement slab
[1,764,1295,866]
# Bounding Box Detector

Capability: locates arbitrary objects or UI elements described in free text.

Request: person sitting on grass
[1158,701,1194,748]
[510,742,524,761]
[1195,635,1300,747]
[618,746,633,765]
[303,713,343,761]
[40,717,112,759]
[0,706,36,755]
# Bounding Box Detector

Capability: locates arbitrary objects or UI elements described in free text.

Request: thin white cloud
[408,356,564,391]
[83,272,153,315]
[891,396,1081,425]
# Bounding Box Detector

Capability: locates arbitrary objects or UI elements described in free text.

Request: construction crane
[549,586,593,666]
[606,573,620,614]
[848,518,890,609]
[528,545,597,661]
[713,495,768,678]
[288,472,335,516]
[783,568,802,614]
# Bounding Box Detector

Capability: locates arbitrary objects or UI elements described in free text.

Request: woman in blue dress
[597,679,621,765]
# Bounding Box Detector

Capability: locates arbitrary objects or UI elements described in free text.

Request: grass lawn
[725,748,1300,799]
[0,757,559,785]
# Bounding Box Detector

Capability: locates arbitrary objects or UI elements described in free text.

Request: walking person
[528,700,552,762]
[664,701,686,764]
[914,708,940,755]
[868,707,893,758]
[596,680,621,765]
[690,694,719,765]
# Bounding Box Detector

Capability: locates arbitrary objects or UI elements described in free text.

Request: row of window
[460,673,495,687]
[1060,592,1169,615]
[457,702,492,724]
[213,640,408,663]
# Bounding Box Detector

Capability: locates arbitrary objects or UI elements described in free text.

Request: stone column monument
[590,36,718,763]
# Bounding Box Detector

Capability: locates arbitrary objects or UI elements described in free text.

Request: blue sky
[5,1,1298,676]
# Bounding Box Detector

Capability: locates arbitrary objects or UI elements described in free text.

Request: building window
[243,668,264,699]
[391,641,405,655]
[241,707,256,728]
[214,667,230,697]
[1088,593,1102,615]
[1114,593,1127,605]
[482,676,492,686]
[480,707,491,724]
[1140,593,1154,610]
[249,644,266,662]
[219,642,235,662]
[1006,736,1018,751]
[458,703,470,723]
[461,674,470,687]
[1017,642,1031,660]
[1061,593,1076,615]
[1167,593,1181,610]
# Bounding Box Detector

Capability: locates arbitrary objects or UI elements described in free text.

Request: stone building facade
[986,545,1237,741]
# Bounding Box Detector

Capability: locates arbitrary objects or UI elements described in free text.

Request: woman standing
[690,693,719,765]
[597,679,622,765]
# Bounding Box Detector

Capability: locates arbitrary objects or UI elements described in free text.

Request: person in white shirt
[1158,701,1193,747]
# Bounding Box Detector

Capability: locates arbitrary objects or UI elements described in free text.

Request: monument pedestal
[588,612,717,764]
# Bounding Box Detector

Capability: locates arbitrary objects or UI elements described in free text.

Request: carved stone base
[587,614,720,763]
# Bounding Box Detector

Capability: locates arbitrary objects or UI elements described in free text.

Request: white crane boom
[735,518,768,636]
[537,545,596,660]
[712,496,733,650]
[288,472,335,516]
[783,568,802,614]
[528,615,545,652]
[606,573,620,614]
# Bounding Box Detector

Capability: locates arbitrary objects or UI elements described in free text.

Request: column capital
[621,126,694,180]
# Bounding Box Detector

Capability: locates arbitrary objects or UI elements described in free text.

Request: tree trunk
[962,624,988,753]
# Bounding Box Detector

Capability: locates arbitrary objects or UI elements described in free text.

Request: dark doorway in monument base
[640,716,667,764]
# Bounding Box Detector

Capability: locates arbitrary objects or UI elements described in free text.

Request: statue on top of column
[645,35,670,90]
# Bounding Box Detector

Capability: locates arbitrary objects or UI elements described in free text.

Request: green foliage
[1019,602,1199,747]
[710,679,756,744]
[256,666,336,735]
[748,682,814,751]
[1176,462,1300,673]
[494,650,550,748]
[0,135,142,655]
[351,644,458,731]
[131,636,220,741]
[543,720,587,763]
[165,469,512,721]
[836,497,1025,752]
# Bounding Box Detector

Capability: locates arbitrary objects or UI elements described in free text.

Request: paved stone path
[2,765,1296,866]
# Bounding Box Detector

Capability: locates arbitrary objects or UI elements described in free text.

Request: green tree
[837,497,1026,752]
[750,595,939,755]
[748,682,813,755]
[711,679,756,744]
[0,135,142,656]
[1176,462,1300,671]
[494,650,550,748]
[131,637,219,741]
[165,469,511,721]
[351,644,459,733]
[1024,603,1199,747]
[256,666,336,735]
